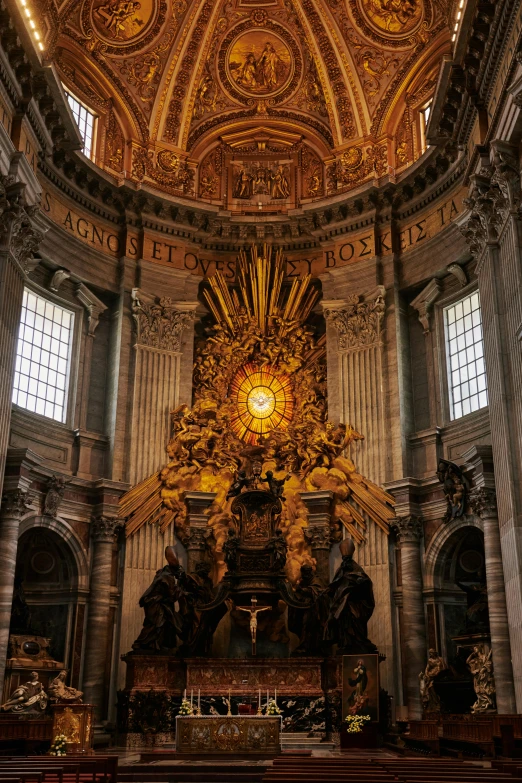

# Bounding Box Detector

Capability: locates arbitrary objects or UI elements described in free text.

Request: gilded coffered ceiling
[37,0,451,209]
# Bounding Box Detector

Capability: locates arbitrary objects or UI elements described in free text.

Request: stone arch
[18,514,89,592]
[424,515,483,592]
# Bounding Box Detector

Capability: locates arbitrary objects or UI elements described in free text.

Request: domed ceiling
[39,0,451,210]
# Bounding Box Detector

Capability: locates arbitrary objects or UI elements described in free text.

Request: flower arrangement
[344,714,371,733]
[266,699,281,716]
[178,698,193,716]
[49,734,68,756]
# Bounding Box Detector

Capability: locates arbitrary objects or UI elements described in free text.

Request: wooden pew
[441,719,495,757]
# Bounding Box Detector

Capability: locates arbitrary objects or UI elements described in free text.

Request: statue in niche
[467,644,496,713]
[288,564,327,655]
[233,169,253,199]
[132,546,187,652]
[267,529,288,572]
[419,649,447,713]
[223,528,240,572]
[270,165,290,199]
[456,568,490,632]
[324,538,377,654]
[1,671,48,713]
[260,470,290,499]
[437,459,467,522]
[48,670,83,703]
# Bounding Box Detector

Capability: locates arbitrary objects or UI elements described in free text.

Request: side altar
[176,715,281,756]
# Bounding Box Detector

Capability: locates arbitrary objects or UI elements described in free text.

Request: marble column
[390,515,426,720]
[0,488,32,699]
[82,516,122,721]
[300,490,333,584]
[469,487,516,713]
[185,491,216,573]
[462,152,522,707]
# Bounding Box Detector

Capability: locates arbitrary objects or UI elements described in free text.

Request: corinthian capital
[132,289,196,351]
[1,489,33,516]
[469,487,497,518]
[0,181,46,273]
[461,170,507,258]
[91,516,123,542]
[323,286,385,351]
[390,515,423,544]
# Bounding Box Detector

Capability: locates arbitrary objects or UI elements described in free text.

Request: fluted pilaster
[185,491,216,573]
[300,490,333,584]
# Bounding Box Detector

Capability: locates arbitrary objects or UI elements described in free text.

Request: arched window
[64,89,96,159]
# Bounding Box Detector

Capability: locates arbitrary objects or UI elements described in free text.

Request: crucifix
[236,595,270,656]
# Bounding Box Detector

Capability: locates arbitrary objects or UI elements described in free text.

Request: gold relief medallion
[90,0,157,46]
[360,0,422,36]
[227,31,292,97]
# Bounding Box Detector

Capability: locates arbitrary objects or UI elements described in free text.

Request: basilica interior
[0,0,522,778]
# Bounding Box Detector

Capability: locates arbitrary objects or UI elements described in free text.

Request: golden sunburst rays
[203,244,320,336]
[229,362,294,443]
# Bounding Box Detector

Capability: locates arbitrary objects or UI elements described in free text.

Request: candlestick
[198,688,201,715]
[275,688,277,706]
[184,689,187,701]
[257,688,262,715]
[266,689,269,713]
[191,689,193,709]
[228,689,232,716]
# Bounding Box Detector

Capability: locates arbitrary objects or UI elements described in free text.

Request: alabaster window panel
[12,289,74,424]
[444,291,488,420]
[64,90,96,159]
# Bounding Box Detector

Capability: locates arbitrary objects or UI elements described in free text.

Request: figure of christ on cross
[236,595,270,656]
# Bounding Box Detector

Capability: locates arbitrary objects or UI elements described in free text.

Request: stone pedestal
[122,652,186,693]
[51,703,94,753]
[340,722,379,750]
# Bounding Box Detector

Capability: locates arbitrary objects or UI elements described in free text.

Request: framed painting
[342,654,380,723]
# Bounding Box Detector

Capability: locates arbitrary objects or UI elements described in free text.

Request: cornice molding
[37,144,465,254]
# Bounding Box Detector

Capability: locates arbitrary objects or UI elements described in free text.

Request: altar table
[175,715,281,756]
